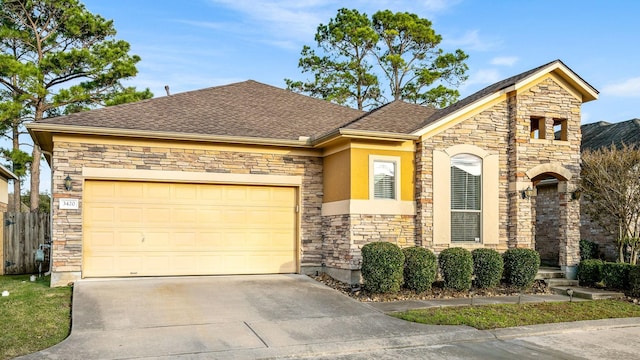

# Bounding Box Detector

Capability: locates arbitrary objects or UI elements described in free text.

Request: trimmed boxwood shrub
[503,248,540,289]
[402,247,437,292]
[361,242,405,293]
[602,262,632,289]
[629,265,640,297]
[438,247,473,291]
[472,248,503,289]
[577,259,604,286]
[579,239,600,261]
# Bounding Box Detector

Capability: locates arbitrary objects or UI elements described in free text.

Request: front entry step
[545,278,579,287]
[535,267,565,280]
[551,286,625,300]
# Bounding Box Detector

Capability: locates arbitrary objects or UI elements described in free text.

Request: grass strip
[391,300,640,330]
[0,275,72,360]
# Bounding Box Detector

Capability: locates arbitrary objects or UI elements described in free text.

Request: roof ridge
[338,101,398,129]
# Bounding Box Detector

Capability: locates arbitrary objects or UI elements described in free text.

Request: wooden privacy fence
[2,212,51,275]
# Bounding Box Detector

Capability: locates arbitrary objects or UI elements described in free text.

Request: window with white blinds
[373,160,397,200]
[451,154,482,242]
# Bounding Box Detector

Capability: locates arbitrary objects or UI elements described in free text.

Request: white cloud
[461,68,502,90]
[206,0,331,43]
[490,56,518,67]
[602,77,640,97]
[204,0,462,50]
[442,30,499,51]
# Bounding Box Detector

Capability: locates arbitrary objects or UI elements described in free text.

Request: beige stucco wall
[323,149,350,203]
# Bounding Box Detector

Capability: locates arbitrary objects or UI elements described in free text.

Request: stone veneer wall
[580,209,618,261]
[535,183,560,265]
[510,77,582,267]
[416,97,510,252]
[416,76,582,270]
[50,139,324,284]
[321,214,415,283]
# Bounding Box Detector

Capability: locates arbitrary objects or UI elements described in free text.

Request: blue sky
[31,0,640,194]
[80,0,640,124]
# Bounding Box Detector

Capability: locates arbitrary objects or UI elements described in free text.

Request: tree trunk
[30,144,41,212]
[11,120,21,212]
[12,180,20,212]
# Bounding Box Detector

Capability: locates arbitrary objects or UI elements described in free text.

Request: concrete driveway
[23,274,484,359]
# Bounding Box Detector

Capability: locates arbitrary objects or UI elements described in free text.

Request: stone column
[557,181,581,278]
[508,180,535,249]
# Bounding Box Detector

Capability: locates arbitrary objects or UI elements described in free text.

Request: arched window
[450,154,482,242]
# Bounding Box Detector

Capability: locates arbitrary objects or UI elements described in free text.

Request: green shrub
[577,259,604,286]
[472,248,503,289]
[438,248,473,291]
[629,265,640,297]
[579,239,600,261]
[361,242,405,293]
[602,262,632,289]
[402,247,437,292]
[502,248,540,289]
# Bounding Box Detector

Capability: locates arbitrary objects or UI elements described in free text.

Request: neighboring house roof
[0,164,18,180]
[581,119,640,151]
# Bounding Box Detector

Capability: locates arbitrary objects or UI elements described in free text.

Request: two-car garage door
[82,180,297,277]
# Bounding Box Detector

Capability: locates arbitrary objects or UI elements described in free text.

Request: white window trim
[368,155,401,201]
[450,153,482,243]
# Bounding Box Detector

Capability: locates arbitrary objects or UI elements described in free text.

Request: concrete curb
[488,317,640,340]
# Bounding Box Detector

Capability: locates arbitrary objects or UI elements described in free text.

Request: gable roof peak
[412,59,599,135]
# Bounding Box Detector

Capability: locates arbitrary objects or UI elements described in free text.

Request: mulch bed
[310,273,551,302]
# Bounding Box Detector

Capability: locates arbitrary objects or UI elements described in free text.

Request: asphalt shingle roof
[38,80,365,141]
[581,119,640,151]
[36,60,596,144]
[341,100,437,134]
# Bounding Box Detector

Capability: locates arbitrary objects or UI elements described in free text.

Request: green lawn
[0,275,72,360]
[391,300,640,330]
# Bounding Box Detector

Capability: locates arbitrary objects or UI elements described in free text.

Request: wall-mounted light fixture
[64,175,73,191]
[571,189,582,201]
[521,186,533,199]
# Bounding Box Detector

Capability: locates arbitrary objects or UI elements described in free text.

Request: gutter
[27,123,315,149]
[312,128,419,148]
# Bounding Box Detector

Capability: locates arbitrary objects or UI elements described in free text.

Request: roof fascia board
[0,164,18,180]
[27,123,314,148]
[413,90,509,138]
[513,62,598,102]
[313,129,418,148]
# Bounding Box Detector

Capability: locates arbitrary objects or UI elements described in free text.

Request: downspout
[41,149,54,275]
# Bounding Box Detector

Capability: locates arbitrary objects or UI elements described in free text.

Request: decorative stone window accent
[553,118,568,141]
[530,116,546,139]
[369,155,400,200]
[450,154,482,242]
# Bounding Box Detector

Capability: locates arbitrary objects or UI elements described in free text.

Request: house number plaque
[59,198,79,209]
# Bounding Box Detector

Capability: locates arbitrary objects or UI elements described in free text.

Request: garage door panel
[119,182,144,199]
[83,181,297,277]
[119,207,144,223]
[145,207,172,223]
[198,186,222,201]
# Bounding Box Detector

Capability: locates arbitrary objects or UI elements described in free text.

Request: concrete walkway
[17,275,640,360]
